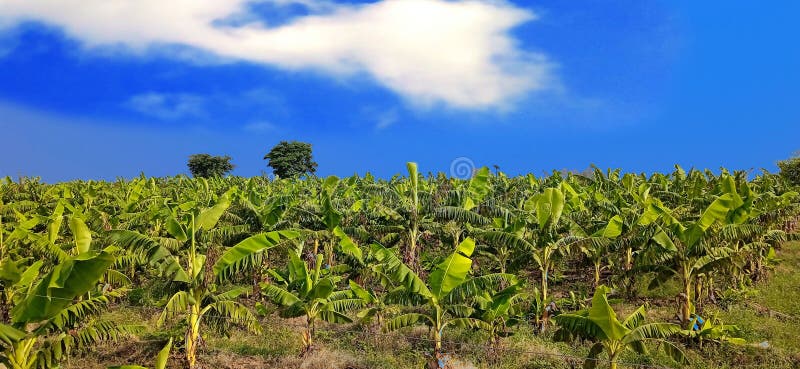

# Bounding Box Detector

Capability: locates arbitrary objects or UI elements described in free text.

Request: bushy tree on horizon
[264,141,317,178]
[187,154,234,178]
[777,151,800,186]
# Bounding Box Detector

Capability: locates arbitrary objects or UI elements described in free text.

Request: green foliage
[263,141,317,178]
[777,153,800,185]
[0,252,130,369]
[0,163,798,369]
[187,154,235,178]
[261,252,361,351]
[554,285,687,369]
[375,238,515,354]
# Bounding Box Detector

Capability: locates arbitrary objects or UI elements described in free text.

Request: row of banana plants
[0,163,797,368]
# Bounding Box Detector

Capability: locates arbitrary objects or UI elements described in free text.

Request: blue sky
[0,0,798,181]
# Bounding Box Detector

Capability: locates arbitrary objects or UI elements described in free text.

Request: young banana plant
[554,285,687,369]
[261,252,363,353]
[375,238,515,357]
[683,315,746,347]
[471,281,526,349]
[348,280,400,333]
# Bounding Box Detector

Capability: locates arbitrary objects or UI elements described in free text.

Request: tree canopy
[263,141,317,178]
[778,152,800,186]
[187,154,234,178]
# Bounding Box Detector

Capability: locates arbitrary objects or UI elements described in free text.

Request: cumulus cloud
[0,0,555,109]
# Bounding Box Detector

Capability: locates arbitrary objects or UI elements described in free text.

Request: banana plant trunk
[433,306,444,358]
[0,212,4,260]
[540,265,549,302]
[593,261,602,287]
[406,227,419,272]
[695,275,703,311]
[607,343,621,369]
[186,294,202,369]
[303,315,316,353]
[433,328,443,358]
[680,264,692,328]
[625,247,633,270]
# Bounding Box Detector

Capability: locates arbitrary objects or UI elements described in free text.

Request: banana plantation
[0,164,797,369]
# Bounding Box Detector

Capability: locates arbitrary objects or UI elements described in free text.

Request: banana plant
[368,162,441,272]
[578,215,623,287]
[434,166,493,249]
[471,281,526,349]
[284,176,363,268]
[479,186,585,303]
[0,258,42,322]
[554,285,687,369]
[110,189,260,369]
[0,189,5,260]
[261,252,362,352]
[638,176,753,327]
[348,280,401,333]
[375,238,515,357]
[0,251,134,369]
[683,315,745,347]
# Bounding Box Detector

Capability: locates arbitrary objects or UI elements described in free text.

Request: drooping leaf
[68,216,92,254]
[601,215,623,239]
[158,291,191,326]
[213,230,300,280]
[348,280,375,303]
[385,313,432,332]
[309,278,334,299]
[625,323,682,342]
[0,323,26,345]
[371,244,431,298]
[586,285,628,341]
[317,310,352,324]
[262,284,301,307]
[536,188,565,229]
[12,251,115,323]
[333,226,363,263]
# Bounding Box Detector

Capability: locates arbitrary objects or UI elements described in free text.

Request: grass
[712,241,800,355]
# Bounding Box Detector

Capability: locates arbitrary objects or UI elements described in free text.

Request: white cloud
[0,0,554,109]
[375,109,399,130]
[243,121,278,133]
[125,92,206,120]
[123,88,290,127]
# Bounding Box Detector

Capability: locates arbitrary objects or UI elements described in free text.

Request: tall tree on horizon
[777,151,800,186]
[187,154,234,178]
[264,141,318,178]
